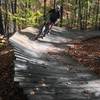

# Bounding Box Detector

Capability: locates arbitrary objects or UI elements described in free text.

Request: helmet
[55,5,60,11]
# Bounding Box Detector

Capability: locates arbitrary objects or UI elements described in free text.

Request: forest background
[0,0,99,35]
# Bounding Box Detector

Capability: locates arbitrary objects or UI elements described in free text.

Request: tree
[95,0,99,30]
[60,0,64,27]
[0,0,4,35]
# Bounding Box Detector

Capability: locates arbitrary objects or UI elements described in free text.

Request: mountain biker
[34,5,61,40]
[48,5,61,26]
[41,5,61,36]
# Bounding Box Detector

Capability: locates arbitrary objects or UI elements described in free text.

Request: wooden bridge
[10,27,100,100]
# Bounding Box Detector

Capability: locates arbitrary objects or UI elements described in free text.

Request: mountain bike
[34,21,54,40]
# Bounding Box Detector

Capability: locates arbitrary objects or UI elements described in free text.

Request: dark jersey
[49,9,60,22]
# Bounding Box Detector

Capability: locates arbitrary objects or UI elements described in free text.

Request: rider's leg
[42,22,50,37]
[47,21,55,35]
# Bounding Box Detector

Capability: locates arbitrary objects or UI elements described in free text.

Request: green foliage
[8,0,43,28]
[0,43,5,49]
[9,8,43,27]
[2,0,100,31]
[20,0,40,4]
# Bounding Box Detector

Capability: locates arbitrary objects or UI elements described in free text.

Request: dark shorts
[50,18,57,23]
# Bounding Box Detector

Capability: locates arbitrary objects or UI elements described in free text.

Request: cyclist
[48,5,61,25]
[40,5,61,37]
[35,5,61,39]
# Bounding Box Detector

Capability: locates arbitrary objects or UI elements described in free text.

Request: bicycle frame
[34,21,54,40]
[42,21,54,36]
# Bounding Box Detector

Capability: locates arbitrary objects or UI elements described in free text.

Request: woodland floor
[68,37,100,75]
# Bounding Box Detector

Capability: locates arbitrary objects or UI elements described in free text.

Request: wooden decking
[10,27,100,100]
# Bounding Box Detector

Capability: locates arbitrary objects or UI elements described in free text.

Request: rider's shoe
[39,35,44,39]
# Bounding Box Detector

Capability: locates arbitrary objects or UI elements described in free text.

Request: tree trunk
[11,0,17,32]
[95,0,99,30]
[84,1,88,30]
[44,0,46,21]
[78,0,83,30]
[60,0,64,27]
[4,0,8,34]
[0,0,4,35]
[53,0,56,9]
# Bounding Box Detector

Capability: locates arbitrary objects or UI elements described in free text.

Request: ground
[0,27,100,100]
[10,27,100,100]
[68,37,100,75]
[0,35,28,100]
